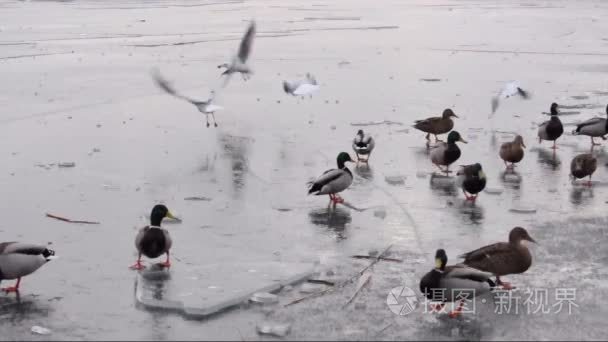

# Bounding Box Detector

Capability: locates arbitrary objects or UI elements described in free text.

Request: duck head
[509,227,537,245]
[473,163,486,179]
[356,129,364,137]
[434,249,447,271]
[442,108,459,119]
[447,131,467,144]
[514,135,526,148]
[150,204,176,226]
[336,152,354,169]
[550,103,559,116]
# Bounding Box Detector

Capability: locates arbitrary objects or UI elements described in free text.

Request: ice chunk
[58,162,75,168]
[373,209,387,219]
[250,292,279,304]
[299,282,327,294]
[485,187,504,195]
[384,175,406,185]
[509,206,537,214]
[31,326,51,335]
[257,323,291,337]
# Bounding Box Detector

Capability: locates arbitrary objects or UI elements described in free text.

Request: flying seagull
[490,81,530,116]
[152,68,223,128]
[283,73,320,97]
[218,20,256,87]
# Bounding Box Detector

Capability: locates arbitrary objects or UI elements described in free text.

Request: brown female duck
[499,135,525,170]
[570,153,597,187]
[459,227,536,290]
[413,108,458,144]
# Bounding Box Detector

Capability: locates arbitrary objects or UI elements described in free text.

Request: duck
[572,104,608,147]
[456,163,486,202]
[538,102,564,149]
[308,152,354,205]
[352,130,375,162]
[430,131,467,175]
[499,135,526,170]
[459,227,536,290]
[570,153,597,187]
[419,249,496,318]
[0,242,57,293]
[217,20,256,85]
[413,108,459,145]
[130,204,176,270]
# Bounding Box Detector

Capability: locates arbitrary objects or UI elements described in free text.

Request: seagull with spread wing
[151,68,223,128]
[490,81,530,116]
[218,20,256,87]
[283,73,320,98]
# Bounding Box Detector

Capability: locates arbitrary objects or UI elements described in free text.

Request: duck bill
[452,114,459,118]
[434,258,442,269]
[522,142,526,149]
[527,236,538,244]
[46,255,60,261]
[459,137,468,144]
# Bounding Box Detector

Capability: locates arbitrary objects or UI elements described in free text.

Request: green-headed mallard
[572,104,608,147]
[420,249,495,318]
[459,227,536,290]
[499,135,526,170]
[308,152,354,205]
[413,108,458,144]
[130,204,176,270]
[570,153,597,187]
[430,131,467,175]
[352,130,375,162]
[538,102,564,149]
[456,163,486,202]
[0,242,57,293]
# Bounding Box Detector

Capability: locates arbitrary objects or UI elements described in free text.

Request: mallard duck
[430,131,467,175]
[459,227,536,290]
[413,109,458,144]
[152,69,223,128]
[352,130,375,162]
[490,81,530,116]
[572,104,608,147]
[499,135,526,170]
[217,20,256,84]
[456,163,486,202]
[308,152,354,204]
[420,249,495,318]
[0,242,57,293]
[130,204,176,270]
[538,102,564,149]
[570,153,597,187]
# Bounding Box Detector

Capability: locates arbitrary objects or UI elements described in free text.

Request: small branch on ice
[351,255,402,263]
[46,213,100,225]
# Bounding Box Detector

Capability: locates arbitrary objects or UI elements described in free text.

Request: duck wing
[444,264,494,282]
[413,116,442,131]
[458,242,513,273]
[308,168,351,195]
[574,117,605,134]
[0,242,48,256]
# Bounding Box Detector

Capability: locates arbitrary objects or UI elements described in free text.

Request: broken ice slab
[509,205,537,214]
[257,323,291,337]
[299,282,328,294]
[373,208,387,219]
[134,261,314,319]
[58,162,76,168]
[485,187,504,195]
[31,326,51,335]
[250,292,279,304]
[384,175,406,185]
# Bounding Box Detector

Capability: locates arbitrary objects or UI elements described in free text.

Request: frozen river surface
[0,0,607,340]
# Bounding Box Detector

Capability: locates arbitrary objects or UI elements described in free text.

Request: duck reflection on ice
[0,295,52,324]
[570,186,594,205]
[308,207,352,240]
[218,133,253,196]
[500,170,523,189]
[458,201,484,224]
[354,162,373,180]
[429,174,457,196]
[535,147,561,170]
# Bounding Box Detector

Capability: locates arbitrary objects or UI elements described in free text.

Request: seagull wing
[151,68,199,105]
[237,20,256,63]
[293,83,319,96]
[517,87,530,99]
